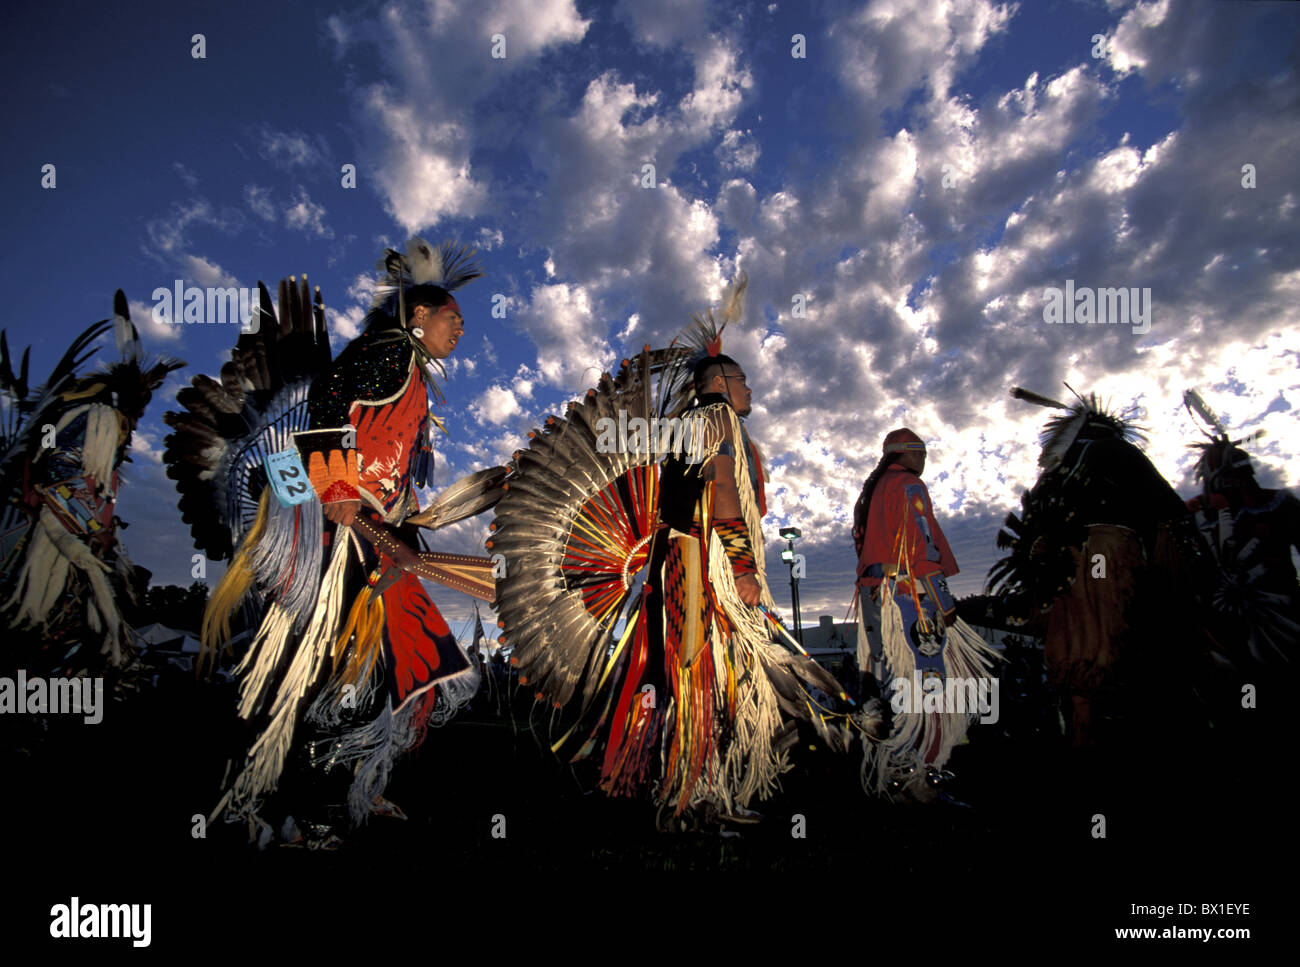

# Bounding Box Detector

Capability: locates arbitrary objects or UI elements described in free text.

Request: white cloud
[336,0,587,234]
[130,427,165,464]
[364,91,487,233]
[144,199,233,256]
[832,0,1017,106]
[172,162,199,188]
[678,41,752,137]
[326,271,377,343]
[469,385,523,425]
[128,298,181,344]
[1107,0,1172,76]
[257,127,327,169]
[325,14,349,52]
[517,282,616,389]
[284,188,333,239]
[616,0,713,50]
[716,129,759,170]
[181,254,239,288]
[245,185,276,222]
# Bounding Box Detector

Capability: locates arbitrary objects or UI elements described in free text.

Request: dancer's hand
[735,573,761,606]
[323,499,361,526]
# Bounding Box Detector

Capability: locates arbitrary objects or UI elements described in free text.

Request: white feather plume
[406,237,439,284]
[1183,388,1227,438]
[113,309,141,364]
[370,238,483,312]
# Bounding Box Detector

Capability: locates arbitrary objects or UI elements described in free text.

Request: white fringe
[5,509,70,622]
[235,602,295,719]
[78,404,123,493]
[302,598,481,826]
[304,653,381,730]
[310,693,430,827]
[4,506,124,665]
[860,582,1001,798]
[662,403,789,812]
[314,698,398,827]
[708,535,789,809]
[227,527,353,812]
[248,499,323,632]
[427,641,481,727]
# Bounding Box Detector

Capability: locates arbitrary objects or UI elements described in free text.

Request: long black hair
[852,453,901,557]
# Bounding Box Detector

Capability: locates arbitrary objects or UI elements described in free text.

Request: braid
[852,453,900,557]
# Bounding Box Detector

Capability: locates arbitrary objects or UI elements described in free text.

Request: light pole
[779,526,802,644]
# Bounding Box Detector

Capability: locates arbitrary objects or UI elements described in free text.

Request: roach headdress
[1011,383,1145,471]
[1183,387,1260,493]
[371,237,482,320]
[658,271,748,419]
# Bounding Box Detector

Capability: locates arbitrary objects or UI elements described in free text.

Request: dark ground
[2,658,1287,955]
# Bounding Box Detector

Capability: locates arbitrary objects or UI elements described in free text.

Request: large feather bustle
[163,276,332,559]
[491,351,659,714]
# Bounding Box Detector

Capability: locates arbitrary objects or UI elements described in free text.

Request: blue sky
[3,0,1297,632]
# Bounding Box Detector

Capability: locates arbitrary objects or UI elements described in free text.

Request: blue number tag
[265,449,315,507]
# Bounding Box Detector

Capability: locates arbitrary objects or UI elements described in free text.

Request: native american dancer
[166,240,502,839]
[852,428,1000,802]
[1,293,181,679]
[1182,389,1299,668]
[989,387,1208,748]
[492,275,884,830]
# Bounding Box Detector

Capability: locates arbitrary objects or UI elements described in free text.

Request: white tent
[134,623,188,650]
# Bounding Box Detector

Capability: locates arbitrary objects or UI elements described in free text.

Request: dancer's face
[714,365,752,417]
[899,449,927,475]
[414,298,464,359]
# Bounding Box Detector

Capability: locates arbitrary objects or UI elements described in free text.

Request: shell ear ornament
[411,327,425,338]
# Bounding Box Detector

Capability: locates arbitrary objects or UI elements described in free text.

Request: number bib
[266,448,316,507]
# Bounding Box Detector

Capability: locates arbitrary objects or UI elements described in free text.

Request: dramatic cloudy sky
[3,0,1297,634]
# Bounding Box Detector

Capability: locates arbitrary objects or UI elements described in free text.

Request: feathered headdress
[1183,388,1260,491]
[1,321,107,509]
[99,290,185,425]
[371,237,483,319]
[369,237,482,400]
[1011,383,1145,471]
[658,271,748,418]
